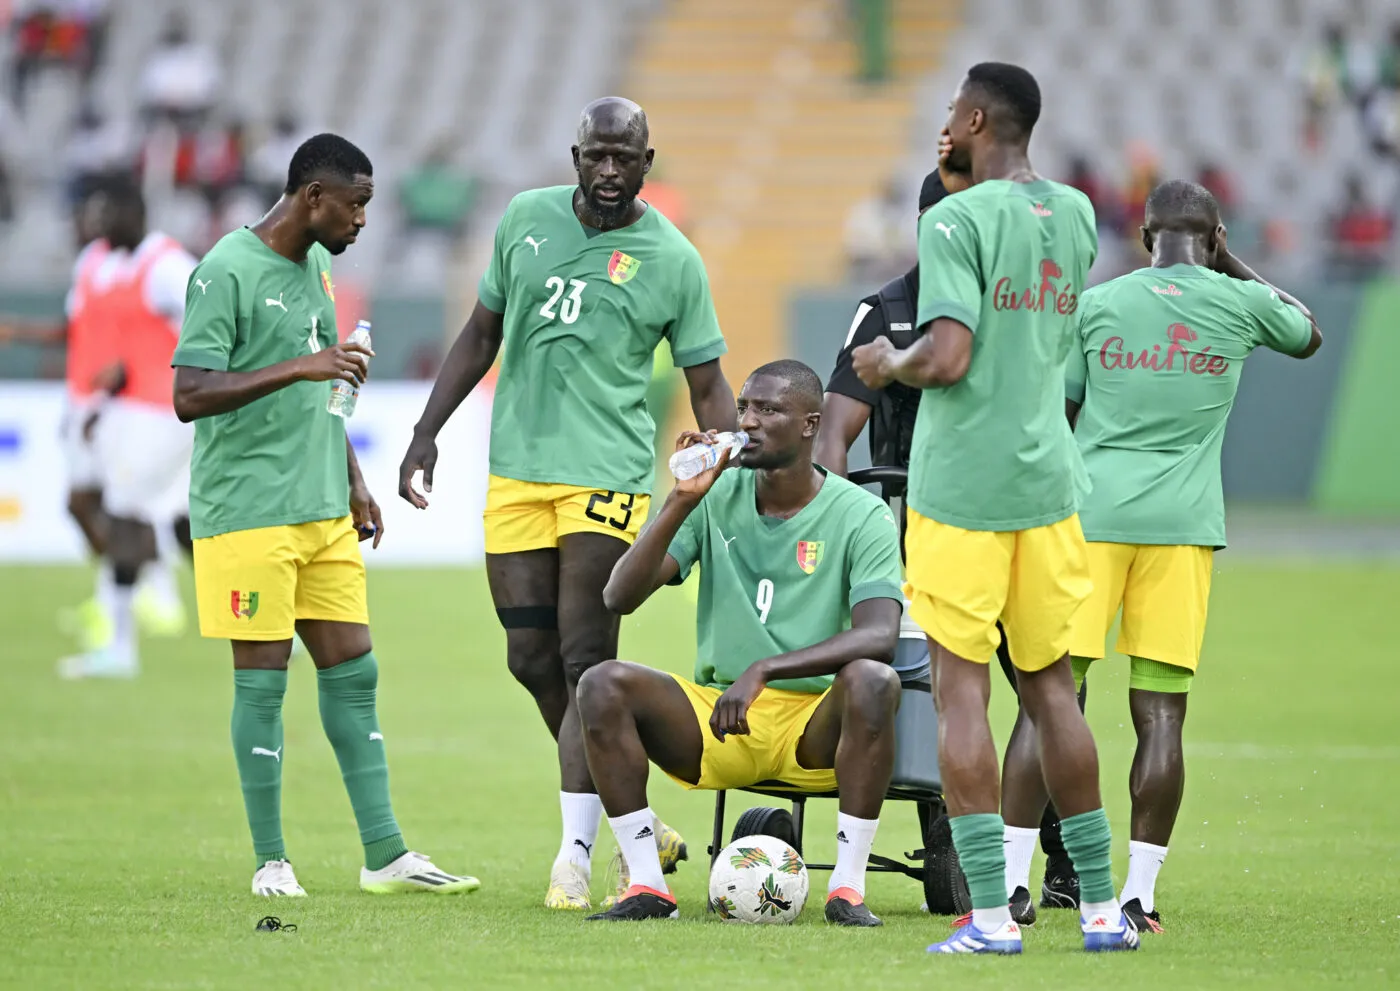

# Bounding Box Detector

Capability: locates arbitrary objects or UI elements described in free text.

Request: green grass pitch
[2,562,1398,989]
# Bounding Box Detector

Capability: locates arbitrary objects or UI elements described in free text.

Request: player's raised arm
[602,430,729,614]
[681,359,737,433]
[398,301,505,507]
[813,393,871,477]
[1212,237,1322,358]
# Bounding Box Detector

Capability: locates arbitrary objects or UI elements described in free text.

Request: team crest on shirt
[607,250,640,285]
[320,270,335,301]
[796,540,824,575]
[231,590,260,619]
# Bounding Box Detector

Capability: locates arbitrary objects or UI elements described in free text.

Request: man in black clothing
[813,170,1081,923]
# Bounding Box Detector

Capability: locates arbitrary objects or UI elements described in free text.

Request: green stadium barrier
[1315,279,1400,513]
[854,0,889,83]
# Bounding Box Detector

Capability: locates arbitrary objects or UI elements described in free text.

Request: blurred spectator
[62,103,130,206]
[1328,173,1393,280]
[399,142,477,236]
[190,117,246,206]
[844,177,908,284]
[1119,142,1160,262]
[1065,155,1119,231]
[1361,23,1400,155]
[642,165,690,234]
[11,0,106,111]
[248,112,302,202]
[137,12,220,125]
[1196,163,1236,214]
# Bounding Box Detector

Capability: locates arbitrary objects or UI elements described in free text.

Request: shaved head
[572,96,653,230]
[1144,179,1220,235]
[578,96,649,146]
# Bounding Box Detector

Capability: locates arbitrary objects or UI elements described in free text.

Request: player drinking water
[579,360,903,925]
[173,133,477,898]
[853,62,1137,954]
[399,98,736,910]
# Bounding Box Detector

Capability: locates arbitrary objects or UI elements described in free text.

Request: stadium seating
[0,0,661,285]
[905,0,1400,281]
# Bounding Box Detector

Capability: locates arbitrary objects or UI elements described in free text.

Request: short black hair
[284,133,373,194]
[965,62,1041,141]
[1144,179,1220,233]
[93,172,143,212]
[918,170,948,214]
[746,359,823,412]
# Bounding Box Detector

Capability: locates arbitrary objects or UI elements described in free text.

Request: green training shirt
[479,186,727,495]
[666,468,904,694]
[1066,264,1313,547]
[911,179,1098,531]
[172,227,346,539]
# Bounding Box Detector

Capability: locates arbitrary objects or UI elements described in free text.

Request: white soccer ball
[708,834,809,924]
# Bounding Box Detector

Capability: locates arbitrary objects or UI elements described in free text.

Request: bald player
[399,97,737,911]
[853,62,1136,954]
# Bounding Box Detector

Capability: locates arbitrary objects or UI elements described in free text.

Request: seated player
[577,360,904,925]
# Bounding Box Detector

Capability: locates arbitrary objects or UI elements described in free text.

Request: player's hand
[938,127,972,195]
[710,666,767,742]
[398,431,437,509]
[299,340,374,385]
[852,336,896,389]
[672,429,732,500]
[350,481,384,549]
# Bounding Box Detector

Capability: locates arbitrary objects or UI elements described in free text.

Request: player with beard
[399,97,737,911]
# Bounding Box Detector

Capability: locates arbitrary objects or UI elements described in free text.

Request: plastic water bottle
[327,320,372,418]
[669,431,748,480]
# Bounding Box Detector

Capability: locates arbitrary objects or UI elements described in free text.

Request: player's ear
[304,180,322,210]
[643,149,654,174]
[571,145,581,171]
[968,107,985,135]
[804,412,820,439]
[1140,226,1152,254]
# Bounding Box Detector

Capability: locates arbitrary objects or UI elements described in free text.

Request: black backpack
[867,272,920,476]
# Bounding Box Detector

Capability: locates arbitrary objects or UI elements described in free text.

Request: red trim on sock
[623,884,674,904]
[826,886,864,905]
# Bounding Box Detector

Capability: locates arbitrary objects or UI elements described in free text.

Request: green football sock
[231,668,288,867]
[1060,807,1116,904]
[317,652,406,870]
[949,813,1007,910]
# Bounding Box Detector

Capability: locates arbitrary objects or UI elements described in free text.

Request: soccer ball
[708,834,809,924]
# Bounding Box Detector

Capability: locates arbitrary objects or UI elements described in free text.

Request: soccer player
[815,168,1080,922]
[578,360,903,925]
[398,97,736,910]
[852,63,1138,954]
[58,177,197,679]
[173,133,477,897]
[1055,179,1321,932]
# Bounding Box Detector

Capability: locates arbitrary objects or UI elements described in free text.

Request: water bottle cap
[355,319,372,330]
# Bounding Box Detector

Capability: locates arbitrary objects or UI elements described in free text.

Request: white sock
[110,582,136,666]
[555,791,603,874]
[1003,824,1039,898]
[1081,897,1123,922]
[607,807,668,895]
[139,558,180,609]
[1120,840,1168,913]
[972,904,1013,931]
[95,564,116,617]
[828,812,879,898]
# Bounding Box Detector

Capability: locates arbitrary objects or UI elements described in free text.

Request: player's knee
[575,660,629,728]
[837,658,902,723]
[504,631,559,694]
[560,640,609,686]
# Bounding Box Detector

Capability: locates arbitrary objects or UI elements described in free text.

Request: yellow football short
[665,675,837,793]
[192,515,368,641]
[1069,542,1213,671]
[483,474,651,555]
[904,508,1091,672]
